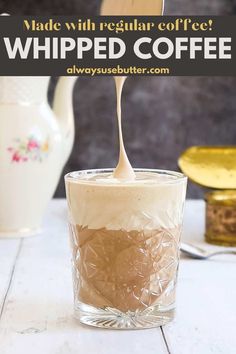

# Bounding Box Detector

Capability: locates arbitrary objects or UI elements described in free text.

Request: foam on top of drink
[68,170,182,186]
[65,170,186,231]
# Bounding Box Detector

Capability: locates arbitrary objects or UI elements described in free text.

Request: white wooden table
[0,200,236,354]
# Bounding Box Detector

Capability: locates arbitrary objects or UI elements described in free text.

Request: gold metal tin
[205,190,236,247]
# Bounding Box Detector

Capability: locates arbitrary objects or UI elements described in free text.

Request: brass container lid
[178,146,236,189]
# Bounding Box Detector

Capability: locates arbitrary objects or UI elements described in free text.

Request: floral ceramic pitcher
[0,76,77,237]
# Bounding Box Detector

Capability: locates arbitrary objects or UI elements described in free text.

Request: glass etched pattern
[69,217,181,329]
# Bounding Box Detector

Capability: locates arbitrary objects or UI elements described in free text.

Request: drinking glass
[65,169,187,329]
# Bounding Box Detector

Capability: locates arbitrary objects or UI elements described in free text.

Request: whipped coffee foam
[66,171,186,231]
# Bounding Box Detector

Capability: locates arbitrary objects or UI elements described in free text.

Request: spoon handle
[180,243,236,260]
[208,250,236,258]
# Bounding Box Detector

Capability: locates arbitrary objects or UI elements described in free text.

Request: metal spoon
[180,243,236,260]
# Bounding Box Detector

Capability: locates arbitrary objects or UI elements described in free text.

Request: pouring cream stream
[101,0,164,180]
[113,77,135,180]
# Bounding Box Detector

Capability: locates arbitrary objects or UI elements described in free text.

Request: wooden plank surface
[0,238,22,321]
[164,259,236,354]
[0,199,235,354]
[163,200,236,354]
[0,200,167,354]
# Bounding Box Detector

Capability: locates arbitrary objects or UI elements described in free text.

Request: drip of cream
[100,1,164,180]
[113,77,136,180]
